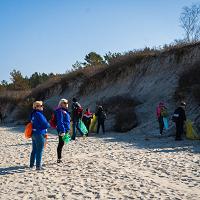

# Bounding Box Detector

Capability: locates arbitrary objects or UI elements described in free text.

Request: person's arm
[66,112,71,131]
[103,111,107,120]
[56,109,66,133]
[37,112,50,129]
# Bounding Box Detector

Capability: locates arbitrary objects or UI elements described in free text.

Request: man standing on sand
[71,98,84,140]
[172,101,187,141]
[96,106,106,134]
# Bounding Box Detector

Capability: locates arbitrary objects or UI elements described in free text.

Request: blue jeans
[30,133,45,168]
[72,120,84,140]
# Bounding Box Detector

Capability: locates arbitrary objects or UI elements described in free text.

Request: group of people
[156,101,187,141]
[29,98,107,170]
[29,97,187,170]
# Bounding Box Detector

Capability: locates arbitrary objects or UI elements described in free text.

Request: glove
[59,132,65,137]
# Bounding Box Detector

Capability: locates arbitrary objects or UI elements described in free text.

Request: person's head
[33,101,43,111]
[180,101,186,109]
[159,102,164,107]
[59,98,68,109]
[86,108,89,112]
[72,97,77,103]
[98,106,103,111]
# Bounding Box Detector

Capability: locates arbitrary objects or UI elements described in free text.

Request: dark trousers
[158,116,164,134]
[97,120,105,134]
[175,122,184,140]
[71,120,84,140]
[57,136,64,159]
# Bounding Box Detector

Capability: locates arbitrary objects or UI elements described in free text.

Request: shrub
[78,42,200,96]
[43,105,53,121]
[114,108,138,132]
[16,99,53,122]
[175,60,200,103]
[29,66,104,100]
[15,98,34,122]
[78,51,157,95]
[97,95,140,132]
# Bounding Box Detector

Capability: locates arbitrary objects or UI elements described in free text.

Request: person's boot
[36,166,45,170]
[57,159,62,163]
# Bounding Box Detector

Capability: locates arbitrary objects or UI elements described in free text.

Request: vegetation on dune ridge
[0,42,200,125]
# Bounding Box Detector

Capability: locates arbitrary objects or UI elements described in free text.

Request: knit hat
[72,97,77,102]
[181,101,186,106]
[58,98,68,106]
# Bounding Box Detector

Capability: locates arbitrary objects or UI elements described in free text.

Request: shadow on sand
[92,129,200,154]
[0,165,27,175]
[2,125,200,155]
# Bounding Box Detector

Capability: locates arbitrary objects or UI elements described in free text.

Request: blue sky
[0,0,195,82]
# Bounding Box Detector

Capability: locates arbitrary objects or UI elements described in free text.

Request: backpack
[24,122,33,139]
[161,107,168,117]
[50,112,57,129]
[73,103,83,118]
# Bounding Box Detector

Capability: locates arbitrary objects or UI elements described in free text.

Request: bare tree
[180,3,200,42]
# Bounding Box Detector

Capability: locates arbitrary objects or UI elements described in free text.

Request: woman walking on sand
[156,102,168,135]
[30,101,50,170]
[55,99,70,163]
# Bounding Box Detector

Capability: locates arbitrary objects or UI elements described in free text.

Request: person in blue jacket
[30,101,50,170]
[55,98,70,163]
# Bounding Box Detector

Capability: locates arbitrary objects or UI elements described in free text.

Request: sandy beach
[0,126,200,200]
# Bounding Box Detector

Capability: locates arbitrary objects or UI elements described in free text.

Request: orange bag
[24,122,33,139]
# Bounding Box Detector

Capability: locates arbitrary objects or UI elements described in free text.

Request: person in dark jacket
[30,101,50,170]
[82,108,93,136]
[71,98,84,140]
[55,99,70,163]
[96,106,106,134]
[172,101,187,141]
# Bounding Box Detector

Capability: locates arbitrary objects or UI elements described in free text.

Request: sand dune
[0,126,200,200]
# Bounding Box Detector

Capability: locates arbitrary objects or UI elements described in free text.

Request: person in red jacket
[82,108,93,136]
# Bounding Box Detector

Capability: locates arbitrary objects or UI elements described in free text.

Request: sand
[0,126,200,200]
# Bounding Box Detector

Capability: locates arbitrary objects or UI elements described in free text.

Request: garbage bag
[163,117,169,130]
[79,120,88,135]
[62,132,71,143]
[185,120,200,140]
[89,115,97,133]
